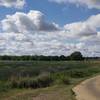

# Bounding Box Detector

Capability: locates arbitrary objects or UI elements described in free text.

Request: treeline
[84,57,100,60]
[0,52,83,61]
[0,55,70,61]
[0,52,99,61]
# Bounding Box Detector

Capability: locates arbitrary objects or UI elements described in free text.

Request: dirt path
[32,91,67,100]
[73,75,100,100]
[33,93,60,100]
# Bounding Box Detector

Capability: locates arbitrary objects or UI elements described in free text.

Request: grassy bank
[0,61,100,100]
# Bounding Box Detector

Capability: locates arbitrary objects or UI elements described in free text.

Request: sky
[0,0,100,56]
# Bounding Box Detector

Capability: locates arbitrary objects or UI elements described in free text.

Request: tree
[70,51,84,60]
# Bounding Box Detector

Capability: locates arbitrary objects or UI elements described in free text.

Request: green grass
[0,61,100,100]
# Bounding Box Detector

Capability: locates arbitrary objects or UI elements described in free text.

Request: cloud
[1,10,59,33]
[0,31,100,56]
[49,0,100,9]
[64,14,100,38]
[0,0,25,8]
[0,32,75,56]
[0,10,100,56]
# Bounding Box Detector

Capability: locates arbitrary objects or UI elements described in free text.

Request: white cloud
[0,32,76,56]
[64,22,97,38]
[1,10,59,33]
[0,31,100,56]
[0,0,25,8]
[0,10,100,56]
[49,0,100,9]
[64,14,100,38]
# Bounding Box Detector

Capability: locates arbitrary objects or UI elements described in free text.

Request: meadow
[0,61,100,100]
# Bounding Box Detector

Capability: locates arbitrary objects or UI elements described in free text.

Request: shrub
[0,81,11,92]
[51,73,71,85]
[37,73,53,87]
[61,77,71,85]
[9,73,53,89]
[69,70,90,78]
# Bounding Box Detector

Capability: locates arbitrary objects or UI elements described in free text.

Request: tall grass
[0,61,100,92]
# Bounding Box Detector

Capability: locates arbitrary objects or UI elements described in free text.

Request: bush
[52,73,71,85]
[0,81,11,92]
[37,73,53,87]
[69,70,90,78]
[61,77,71,85]
[9,73,53,89]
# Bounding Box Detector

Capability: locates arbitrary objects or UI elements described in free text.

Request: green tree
[70,51,84,60]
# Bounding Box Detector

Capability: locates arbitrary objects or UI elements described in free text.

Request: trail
[73,75,100,100]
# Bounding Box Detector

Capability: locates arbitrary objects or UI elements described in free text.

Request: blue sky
[0,0,100,56]
[0,0,100,25]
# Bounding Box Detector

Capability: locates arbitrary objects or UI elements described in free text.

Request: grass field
[0,61,100,100]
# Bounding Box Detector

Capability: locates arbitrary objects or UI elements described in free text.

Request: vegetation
[10,73,53,89]
[0,51,84,61]
[70,51,83,60]
[0,60,100,100]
